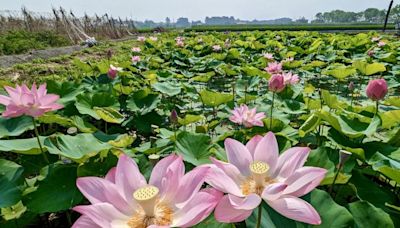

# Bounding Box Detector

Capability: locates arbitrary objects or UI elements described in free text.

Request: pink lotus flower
[229,104,266,128]
[213,45,222,52]
[367,50,375,57]
[269,74,286,92]
[371,37,380,42]
[132,56,141,64]
[283,72,300,85]
[378,41,386,47]
[263,53,274,60]
[265,62,283,74]
[0,83,63,118]
[137,36,146,42]
[176,40,185,47]
[132,47,141,53]
[107,65,123,79]
[366,79,388,101]
[175,36,184,42]
[73,154,222,228]
[149,36,158,41]
[205,133,327,224]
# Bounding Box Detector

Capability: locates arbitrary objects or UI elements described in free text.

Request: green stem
[32,117,49,163]
[329,164,342,194]
[375,101,379,116]
[270,92,275,130]
[256,205,262,228]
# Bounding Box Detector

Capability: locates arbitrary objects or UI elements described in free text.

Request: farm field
[0,30,400,228]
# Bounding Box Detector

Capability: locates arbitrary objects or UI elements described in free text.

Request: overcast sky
[1,0,390,22]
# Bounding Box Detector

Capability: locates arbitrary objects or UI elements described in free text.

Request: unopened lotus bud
[170,109,178,124]
[348,81,355,92]
[339,150,352,167]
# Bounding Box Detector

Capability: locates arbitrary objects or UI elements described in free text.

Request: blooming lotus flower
[263,53,274,60]
[0,83,63,118]
[132,56,141,64]
[229,104,266,128]
[265,62,283,74]
[107,65,123,79]
[366,79,388,101]
[73,154,222,228]
[378,41,386,47]
[269,74,286,92]
[149,36,158,41]
[176,40,185,47]
[175,36,184,42]
[132,47,141,53]
[137,36,146,42]
[283,72,299,85]
[205,132,327,224]
[213,45,222,52]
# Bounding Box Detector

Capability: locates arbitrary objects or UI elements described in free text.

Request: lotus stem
[270,92,275,129]
[329,163,342,194]
[256,205,262,228]
[375,101,379,115]
[32,117,49,163]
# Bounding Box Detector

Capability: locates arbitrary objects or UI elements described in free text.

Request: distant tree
[165,17,171,27]
[364,8,385,23]
[295,17,308,24]
[176,17,190,28]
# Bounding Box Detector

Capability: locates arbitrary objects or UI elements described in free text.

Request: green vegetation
[0,30,71,55]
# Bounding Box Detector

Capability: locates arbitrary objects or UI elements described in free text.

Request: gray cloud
[1,0,389,22]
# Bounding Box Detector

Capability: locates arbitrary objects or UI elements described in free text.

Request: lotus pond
[0,31,399,228]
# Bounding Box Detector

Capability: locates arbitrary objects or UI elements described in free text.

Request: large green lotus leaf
[24,164,83,213]
[299,113,321,137]
[175,132,212,166]
[0,159,24,208]
[349,201,394,228]
[94,107,124,124]
[322,65,356,80]
[0,116,33,138]
[0,137,46,154]
[190,72,215,82]
[127,94,161,115]
[37,113,74,127]
[352,61,386,76]
[380,110,400,129]
[199,90,233,107]
[44,133,112,160]
[367,152,400,183]
[178,114,204,126]
[75,92,119,120]
[384,97,400,108]
[46,80,85,104]
[317,110,380,139]
[321,90,343,109]
[152,81,181,96]
[77,153,118,177]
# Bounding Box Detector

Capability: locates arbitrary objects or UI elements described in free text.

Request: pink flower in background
[205,132,326,224]
[367,50,375,57]
[131,47,141,53]
[149,36,158,41]
[137,36,146,42]
[263,53,274,60]
[269,74,286,92]
[131,56,141,64]
[213,45,222,52]
[107,65,123,79]
[366,79,388,101]
[0,83,63,118]
[224,39,231,48]
[371,37,380,42]
[175,36,184,42]
[229,104,266,128]
[176,40,185,47]
[378,41,386,47]
[73,154,222,228]
[283,72,300,85]
[265,62,283,74]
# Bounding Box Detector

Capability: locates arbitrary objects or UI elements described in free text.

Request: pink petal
[4,86,21,101]
[261,182,288,201]
[246,135,263,158]
[253,132,279,174]
[228,194,261,210]
[266,196,321,225]
[159,156,185,202]
[0,95,11,106]
[39,94,60,106]
[149,154,180,189]
[20,93,34,106]
[172,188,223,227]
[105,167,116,183]
[72,215,101,228]
[274,147,311,179]
[214,194,253,223]
[205,165,243,196]
[224,138,253,175]
[283,167,327,197]
[211,157,245,183]
[37,83,47,97]
[115,154,146,203]
[76,177,134,215]
[174,166,209,206]
[73,203,130,228]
